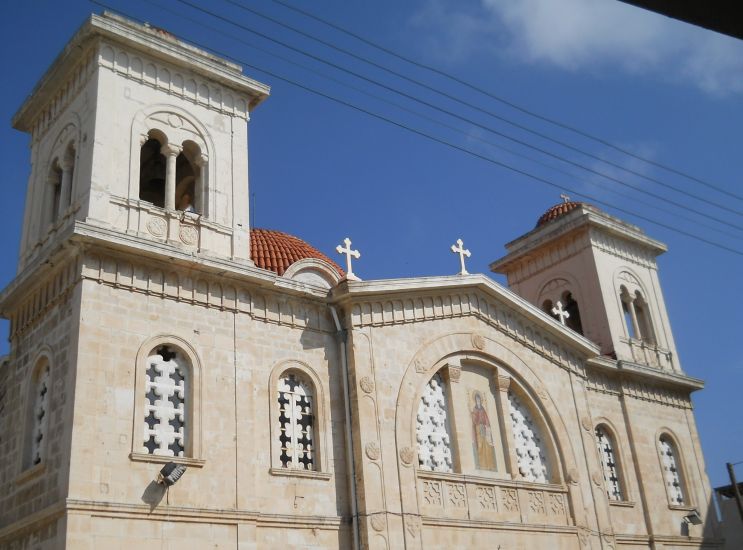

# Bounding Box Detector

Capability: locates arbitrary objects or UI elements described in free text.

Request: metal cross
[560,193,571,203]
[450,238,471,275]
[336,237,361,280]
[551,301,570,325]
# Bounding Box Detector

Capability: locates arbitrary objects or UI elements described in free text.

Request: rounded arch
[655,427,692,507]
[395,331,586,534]
[282,258,342,289]
[132,334,203,460]
[21,347,54,470]
[593,417,631,501]
[268,359,329,473]
[536,271,585,307]
[129,104,216,216]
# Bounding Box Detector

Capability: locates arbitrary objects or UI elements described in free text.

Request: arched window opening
[620,286,637,339]
[508,390,549,483]
[563,291,584,335]
[659,435,686,505]
[139,134,166,208]
[634,292,655,344]
[142,345,188,457]
[277,372,315,470]
[595,426,623,501]
[61,142,75,214]
[176,141,201,213]
[48,159,63,225]
[25,360,51,468]
[417,372,454,473]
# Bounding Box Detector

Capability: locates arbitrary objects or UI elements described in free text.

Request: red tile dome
[250,228,344,277]
[536,201,585,227]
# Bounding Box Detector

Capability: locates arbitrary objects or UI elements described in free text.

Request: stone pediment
[331,274,599,373]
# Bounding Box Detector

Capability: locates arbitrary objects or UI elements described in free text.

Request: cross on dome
[551,301,570,325]
[336,237,361,280]
[450,238,471,275]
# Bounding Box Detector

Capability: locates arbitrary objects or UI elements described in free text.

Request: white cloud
[413,0,743,95]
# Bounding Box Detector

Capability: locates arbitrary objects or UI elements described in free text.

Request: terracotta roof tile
[536,201,586,227]
[250,228,344,277]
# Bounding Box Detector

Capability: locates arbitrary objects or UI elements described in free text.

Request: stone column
[162,143,181,210]
[493,371,521,479]
[58,157,74,219]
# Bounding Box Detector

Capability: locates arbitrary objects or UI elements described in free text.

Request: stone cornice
[331,274,599,373]
[490,205,666,275]
[13,12,270,132]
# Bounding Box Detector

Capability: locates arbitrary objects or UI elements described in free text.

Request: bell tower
[12,12,269,272]
[490,200,681,372]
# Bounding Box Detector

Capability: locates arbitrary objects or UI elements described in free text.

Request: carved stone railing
[417,471,571,526]
[624,338,672,370]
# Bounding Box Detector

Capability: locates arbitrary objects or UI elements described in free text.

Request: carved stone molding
[178,225,198,246]
[369,513,385,532]
[445,363,461,383]
[471,332,485,350]
[414,358,427,374]
[146,217,166,237]
[404,515,421,539]
[365,441,381,461]
[581,415,593,432]
[567,468,580,485]
[399,446,415,466]
[591,470,604,487]
[359,376,375,394]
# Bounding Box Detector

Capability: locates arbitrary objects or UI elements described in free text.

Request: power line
[88,0,743,257]
[271,0,743,203]
[139,0,743,242]
[221,0,743,218]
[170,0,743,234]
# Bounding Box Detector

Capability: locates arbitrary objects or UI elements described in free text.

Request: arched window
[595,425,624,501]
[25,359,51,468]
[563,291,584,335]
[658,435,686,506]
[139,133,167,208]
[416,372,454,473]
[142,345,189,457]
[634,292,655,345]
[175,141,202,213]
[277,372,315,470]
[508,390,549,483]
[619,285,655,344]
[48,159,63,226]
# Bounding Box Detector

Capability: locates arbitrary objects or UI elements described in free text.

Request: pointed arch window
[659,435,686,506]
[416,372,454,473]
[508,390,549,483]
[142,345,189,457]
[277,372,315,470]
[595,425,623,501]
[25,360,51,468]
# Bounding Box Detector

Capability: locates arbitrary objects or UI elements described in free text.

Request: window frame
[130,335,204,467]
[656,430,692,508]
[594,422,631,503]
[20,352,54,476]
[268,360,331,479]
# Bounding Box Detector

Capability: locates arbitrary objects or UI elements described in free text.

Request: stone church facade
[0,13,722,550]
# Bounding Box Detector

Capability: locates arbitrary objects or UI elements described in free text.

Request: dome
[536,201,586,228]
[250,228,344,277]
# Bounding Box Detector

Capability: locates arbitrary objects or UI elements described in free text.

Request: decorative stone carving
[359,376,375,394]
[476,486,497,510]
[146,217,166,237]
[422,480,443,507]
[501,488,519,512]
[370,513,385,532]
[549,493,566,516]
[508,391,549,483]
[528,491,545,514]
[399,446,415,466]
[405,515,421,538]
[568,468,580,484]
[471,332,485,350]
[179,225,198,245]
[591,470,604,487]
[414,357,427,374]
[447,483,466,508]
[446,363,461,383]
[365,441,380,461]
[581,415,593,432]
[143,346,187,457]
[416,374,453,472]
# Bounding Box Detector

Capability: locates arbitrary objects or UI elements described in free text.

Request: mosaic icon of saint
[471,390,497,470]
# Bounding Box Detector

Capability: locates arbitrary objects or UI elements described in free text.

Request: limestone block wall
[0,259,82,548]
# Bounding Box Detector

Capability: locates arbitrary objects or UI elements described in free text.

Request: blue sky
[1,1,741,488]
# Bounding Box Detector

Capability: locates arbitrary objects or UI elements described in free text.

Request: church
[0,12,723,550]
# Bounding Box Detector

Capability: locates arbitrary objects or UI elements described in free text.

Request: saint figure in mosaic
[470,390,497,470]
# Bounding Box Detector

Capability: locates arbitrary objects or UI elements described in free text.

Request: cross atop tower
[451,238,471,276]
[336,237,361,281]
[560,193,571,203]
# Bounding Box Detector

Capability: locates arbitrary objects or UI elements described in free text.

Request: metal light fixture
[157,462,187,486]
[683,509,703,526]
